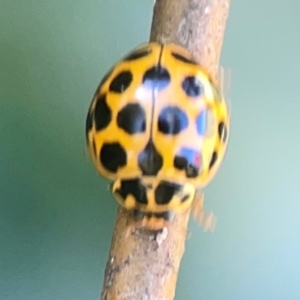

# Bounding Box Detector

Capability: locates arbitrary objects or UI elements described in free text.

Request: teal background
[1,0,300,299]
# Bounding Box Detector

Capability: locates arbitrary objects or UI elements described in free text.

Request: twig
[101,1,230,299]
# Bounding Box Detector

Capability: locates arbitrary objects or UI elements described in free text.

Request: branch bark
[101,1,230,299]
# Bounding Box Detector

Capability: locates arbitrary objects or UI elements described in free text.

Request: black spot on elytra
[122,48,151,61]
[117,104,146,134]
[100,142,127,173]
[142,66,170,91]
[174,148,202,178]
[85,110,93,143]
[182,76,202,97]
[138,139,163,175]
[109,71,133,93]
[196,109,207,135]
[171,52,197,65]
[114,179,148,205]
[155,181,181,205]
[209,151,218,169]
[158,106,188,135]
[218,122,228,142]
[174,157,186,170]
[94,94,112,131]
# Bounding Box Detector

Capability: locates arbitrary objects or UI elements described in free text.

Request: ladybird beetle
[86,42,230,230]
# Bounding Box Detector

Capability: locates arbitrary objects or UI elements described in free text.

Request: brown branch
[150,0,230,81]
[101,1,230,299]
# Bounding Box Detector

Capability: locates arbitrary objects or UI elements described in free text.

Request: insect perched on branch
[86,42,230,230]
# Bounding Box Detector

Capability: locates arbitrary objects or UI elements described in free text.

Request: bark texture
[150,0,230,80]
[101,1,230,299]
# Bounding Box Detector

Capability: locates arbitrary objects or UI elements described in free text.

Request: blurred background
[1,0,300,299]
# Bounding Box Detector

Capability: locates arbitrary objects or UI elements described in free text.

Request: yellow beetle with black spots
[86,42,230,230]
